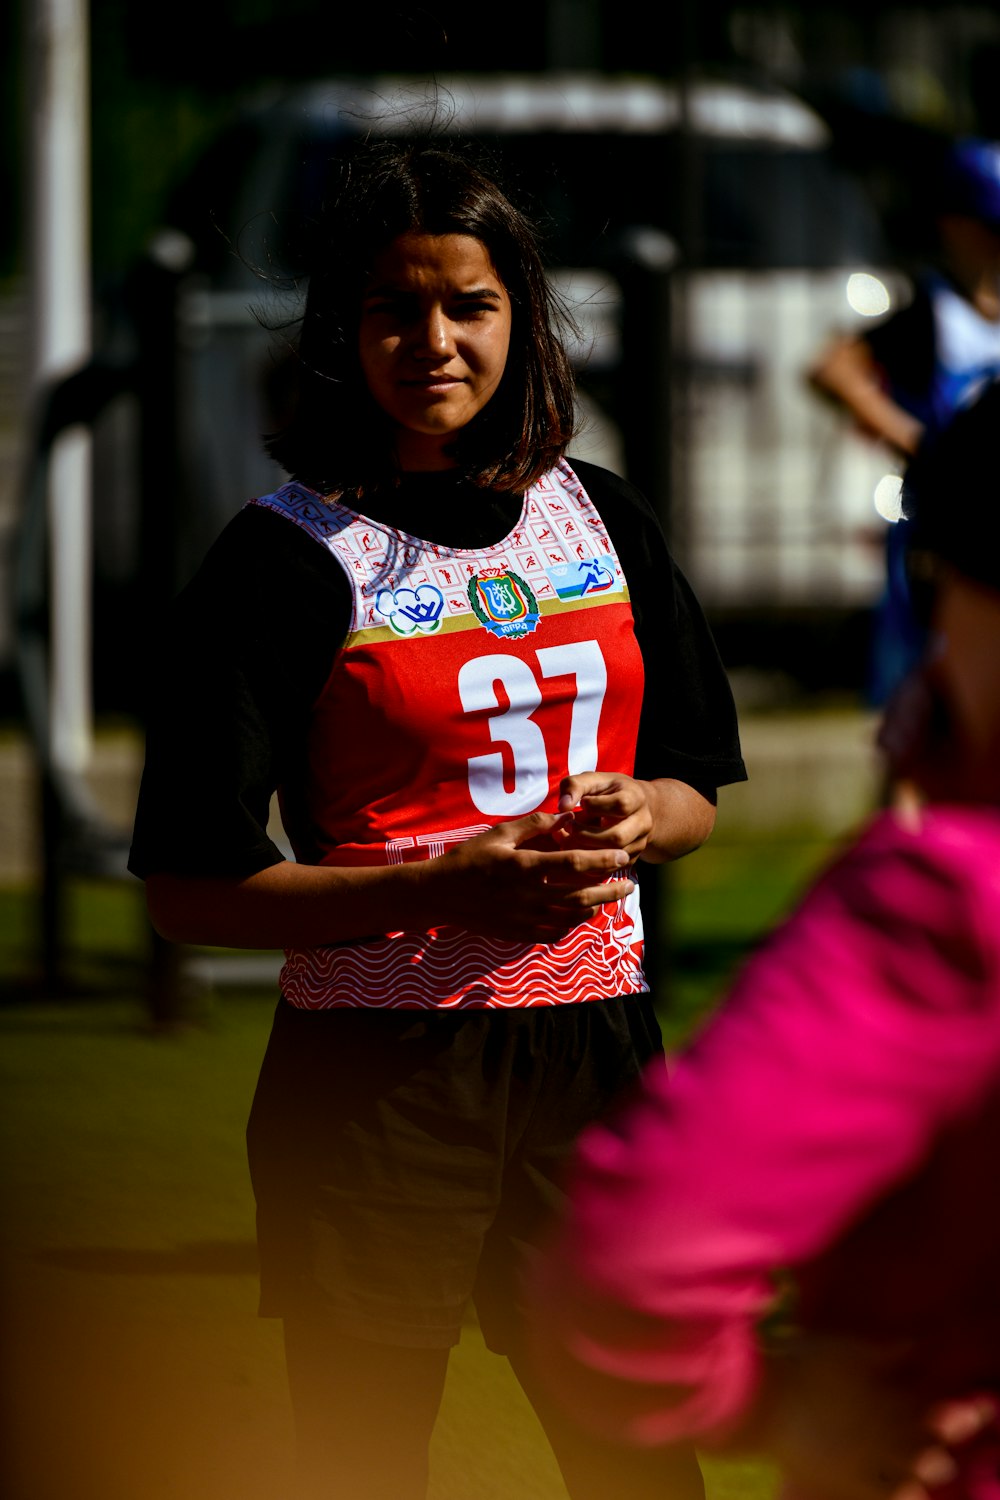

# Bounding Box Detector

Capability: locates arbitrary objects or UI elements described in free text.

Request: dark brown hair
[264,142,577,495]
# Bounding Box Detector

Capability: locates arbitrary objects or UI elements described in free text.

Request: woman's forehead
[364,232,505,291]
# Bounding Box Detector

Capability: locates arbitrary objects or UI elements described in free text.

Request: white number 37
[457,640,608,817]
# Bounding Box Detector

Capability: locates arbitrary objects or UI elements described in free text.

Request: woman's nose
[413,308,455,359]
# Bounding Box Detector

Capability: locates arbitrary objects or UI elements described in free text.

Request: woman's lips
[402,375,464,388]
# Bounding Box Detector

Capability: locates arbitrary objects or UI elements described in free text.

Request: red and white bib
[249,459,648,1009]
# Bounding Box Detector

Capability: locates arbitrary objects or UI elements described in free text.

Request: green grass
[658,836,839,1046]
[0,841,830,1500]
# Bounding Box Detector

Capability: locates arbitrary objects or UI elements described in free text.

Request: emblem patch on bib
[376,584,445,636]
[545,558,621,599]
[468,569,540,639]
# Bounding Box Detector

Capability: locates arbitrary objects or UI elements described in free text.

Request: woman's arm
[555,772,717,864]
[145,809,635,949]
[808,334,925,458]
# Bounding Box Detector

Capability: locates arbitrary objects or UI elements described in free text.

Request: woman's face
[358,232,512,470]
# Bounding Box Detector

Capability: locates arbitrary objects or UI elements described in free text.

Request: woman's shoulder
[562,457,688,597]
[164,494,352,663]
[183,495,346,601]
[562,457,656,518]
[202,492,333,564]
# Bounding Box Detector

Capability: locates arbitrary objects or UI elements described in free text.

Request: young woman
[129,143,746,1500]
[529,380,1000,1500]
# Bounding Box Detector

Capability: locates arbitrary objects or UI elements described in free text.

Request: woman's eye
[363,298,407,318]
[361,295,500,321]
[454,300,499,319]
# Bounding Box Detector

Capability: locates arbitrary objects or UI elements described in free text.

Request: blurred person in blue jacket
[808,136,1000,706]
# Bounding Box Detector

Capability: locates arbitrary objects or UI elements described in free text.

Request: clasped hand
[436,773,654,944]
[554,771,656,856]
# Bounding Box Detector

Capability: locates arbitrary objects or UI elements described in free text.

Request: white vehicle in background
[155,72,908,666]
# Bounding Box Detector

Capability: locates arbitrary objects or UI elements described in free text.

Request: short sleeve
[569,459,747,789]
[128,506,350,880]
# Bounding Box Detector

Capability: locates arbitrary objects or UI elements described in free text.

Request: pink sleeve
[528,821,1000,1447]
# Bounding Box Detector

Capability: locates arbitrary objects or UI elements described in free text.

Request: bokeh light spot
[874,473,905,522]
[847,273,891,317]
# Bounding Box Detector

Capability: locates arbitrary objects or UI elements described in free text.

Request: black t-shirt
[129,459,746,879]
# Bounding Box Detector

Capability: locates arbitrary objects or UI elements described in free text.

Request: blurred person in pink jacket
[528,381,1000,1500]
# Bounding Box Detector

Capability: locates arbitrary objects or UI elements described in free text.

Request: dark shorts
[246,994,663,1351]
